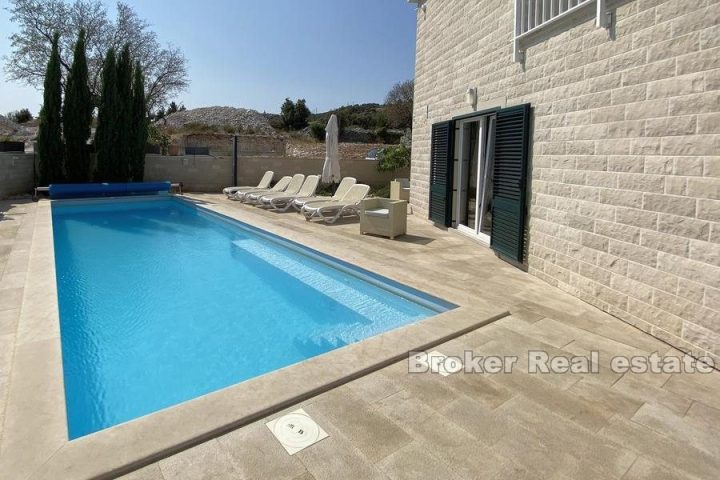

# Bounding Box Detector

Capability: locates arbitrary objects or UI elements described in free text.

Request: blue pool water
[51,197,453,439]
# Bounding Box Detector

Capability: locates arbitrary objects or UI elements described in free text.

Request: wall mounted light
[465,87,477,108]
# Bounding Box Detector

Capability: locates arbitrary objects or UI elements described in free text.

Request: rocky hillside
[158,106,275,135]
[0,114,34,141]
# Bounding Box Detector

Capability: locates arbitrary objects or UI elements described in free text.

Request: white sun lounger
[301,184,371,224]
[291,177,357,211]
[232,175,292,202]
[244,174,305,204]
[260,175,320,211]
[223,171,273,197]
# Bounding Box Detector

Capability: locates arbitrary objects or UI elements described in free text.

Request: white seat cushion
[365,208,390,218]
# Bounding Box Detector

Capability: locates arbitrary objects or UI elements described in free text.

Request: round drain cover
[272,412,322,449]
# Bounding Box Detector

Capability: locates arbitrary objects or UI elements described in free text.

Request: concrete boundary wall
[0,154,409,198]
[0,152,35,198]
[144,155,409,192]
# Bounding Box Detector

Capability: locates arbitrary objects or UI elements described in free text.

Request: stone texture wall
[144,155,408,192]
[412,0,720,362]
[0,152,405,196]
[0,153,35,198]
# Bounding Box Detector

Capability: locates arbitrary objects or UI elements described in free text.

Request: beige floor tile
[684,400,720,429]
[217,420,307,480]
[307,388,412,463]
[598,415,720,479]
[158,440,238,480]
[612,374,693,416]
[398,411,529,480]
[344,369,403,404]
[118,464,166,480]
[566,378,644,418]
[0,308,19,336]
[631,403,720,457]
[663,372,720,410]
[490,368,614,432]
[376,442,463,480]
[293,421,388,480]
[0,271,26,290]
[439,394,517,448]
[495,396,636,477]
[0,287,23,311]
[374,389,439,431]
[621,456,702,480]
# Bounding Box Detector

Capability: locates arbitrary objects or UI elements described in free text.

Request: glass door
[455,115,495,244]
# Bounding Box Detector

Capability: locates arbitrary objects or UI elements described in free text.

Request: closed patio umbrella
[321,114,341,189]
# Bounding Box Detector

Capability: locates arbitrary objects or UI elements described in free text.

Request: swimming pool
[51,196,454,439]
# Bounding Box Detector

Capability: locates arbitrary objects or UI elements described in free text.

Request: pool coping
[0,197,509,480]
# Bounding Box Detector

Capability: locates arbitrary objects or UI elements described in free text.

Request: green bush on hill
[309,121,325,141]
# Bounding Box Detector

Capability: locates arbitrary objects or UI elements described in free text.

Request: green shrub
[315,183,334,196]
[309,121,325,141]
[7,108,33,123]
[369,184,390,198]
[148,124,170,154]
[376,144,410,173]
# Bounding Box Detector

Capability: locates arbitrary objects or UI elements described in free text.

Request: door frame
[453,113,495,245]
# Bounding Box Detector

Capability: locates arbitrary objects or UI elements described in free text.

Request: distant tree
[95,47,118,181]
[6,0,189,111]
[280,98,295,130]
[293,98,310,130]
[7,108,33,123]
[154,107,166,120]
[115,44,133,181]
[384,80,414,129]
[130,61,148,181]
[178,103,186,112]
[37,32,64,185]
[167,101,178,115]
[308,121,325,142]
[63,29,93,182]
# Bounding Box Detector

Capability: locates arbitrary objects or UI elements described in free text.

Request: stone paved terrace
[1,194,719,479]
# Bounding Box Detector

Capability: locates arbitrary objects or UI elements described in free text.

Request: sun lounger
[244,174,305,204]
[232,175,291,202]
[260,175,320,211]
[291,177,356,211]
[223,171,273,197]
[301,184,371,224]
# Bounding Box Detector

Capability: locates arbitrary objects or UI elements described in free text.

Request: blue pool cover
[49,182,171,199]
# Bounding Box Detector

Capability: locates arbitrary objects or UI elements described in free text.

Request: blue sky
[0,0,417,116]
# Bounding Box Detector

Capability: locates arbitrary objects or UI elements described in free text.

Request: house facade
[409,0,719,363]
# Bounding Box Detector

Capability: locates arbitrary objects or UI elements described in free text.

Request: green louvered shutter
[429,121,455,226]
[490,103,531,263]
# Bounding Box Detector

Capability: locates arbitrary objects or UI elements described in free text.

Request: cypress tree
[37,32,64,185]
[115,44,133,181]
[130,61,148,181]
[95,48,118,181]
[63,29,93,182]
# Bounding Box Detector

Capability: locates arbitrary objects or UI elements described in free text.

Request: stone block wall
[411,0,720,362]
[144,155,408,192]
[0,153,405,197]
[0,153,35,198]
